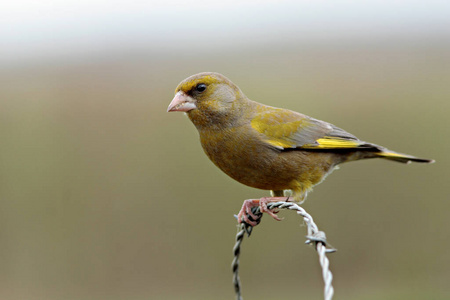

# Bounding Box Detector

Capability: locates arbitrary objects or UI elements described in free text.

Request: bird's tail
[376,150,434,164]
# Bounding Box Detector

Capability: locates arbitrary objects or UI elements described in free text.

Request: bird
[167,72,434,226]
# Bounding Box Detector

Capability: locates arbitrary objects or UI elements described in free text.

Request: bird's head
[168,72,246,129]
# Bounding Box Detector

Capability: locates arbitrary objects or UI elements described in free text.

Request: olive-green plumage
[168,72,434,204]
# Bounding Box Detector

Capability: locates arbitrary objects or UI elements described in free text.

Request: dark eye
[195,83,207,93]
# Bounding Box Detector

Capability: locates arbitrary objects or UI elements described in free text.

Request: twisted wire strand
[232,201,336,300]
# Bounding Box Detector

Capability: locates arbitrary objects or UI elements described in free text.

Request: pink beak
[167,91,197,112]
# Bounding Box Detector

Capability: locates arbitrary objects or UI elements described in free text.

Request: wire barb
[232,202,335,300]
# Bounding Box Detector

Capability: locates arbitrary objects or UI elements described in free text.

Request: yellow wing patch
[250,107,362,150]
[302,137,363,149]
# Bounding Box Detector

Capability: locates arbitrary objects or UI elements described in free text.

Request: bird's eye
[196,83,207,93]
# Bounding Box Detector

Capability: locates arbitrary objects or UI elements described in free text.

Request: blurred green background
[1,1,449,299]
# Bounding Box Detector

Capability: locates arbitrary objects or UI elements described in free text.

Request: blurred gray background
[1,1,449,299]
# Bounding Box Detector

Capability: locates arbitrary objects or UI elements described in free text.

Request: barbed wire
[232,201,336,300]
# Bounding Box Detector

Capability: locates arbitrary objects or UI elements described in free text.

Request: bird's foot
[237,197,286,226]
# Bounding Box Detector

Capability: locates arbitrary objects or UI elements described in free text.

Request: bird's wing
[250,107,375,150]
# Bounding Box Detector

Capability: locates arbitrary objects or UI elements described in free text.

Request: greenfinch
[168,72,434,226]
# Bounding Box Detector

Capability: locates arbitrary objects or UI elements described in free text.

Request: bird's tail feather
[376,150,434,164]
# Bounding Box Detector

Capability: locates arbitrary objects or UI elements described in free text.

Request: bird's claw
[237,199,261,226]
[260,198,282,221]
[236,197,284,226]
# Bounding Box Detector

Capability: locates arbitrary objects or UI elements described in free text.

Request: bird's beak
[167,91,197,112]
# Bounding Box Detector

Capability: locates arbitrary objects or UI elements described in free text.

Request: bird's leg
[237,197,286,226]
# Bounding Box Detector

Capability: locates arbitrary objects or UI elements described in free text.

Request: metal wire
[232,201,336,300]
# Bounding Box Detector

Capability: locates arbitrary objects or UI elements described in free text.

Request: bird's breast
[199,127,273,186]
[198,126,336,193]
